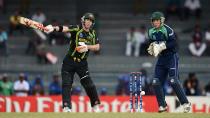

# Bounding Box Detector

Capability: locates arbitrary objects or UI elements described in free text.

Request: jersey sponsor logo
[79,38,91,44]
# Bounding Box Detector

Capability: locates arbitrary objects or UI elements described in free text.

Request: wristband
[58,26,63,32]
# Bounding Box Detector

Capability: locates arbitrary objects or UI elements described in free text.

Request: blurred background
[0,0,210,97]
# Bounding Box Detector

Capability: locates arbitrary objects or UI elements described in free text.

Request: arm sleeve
[68,25,80,32]
[166,28,177,49]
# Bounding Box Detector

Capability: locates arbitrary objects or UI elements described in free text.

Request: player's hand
[147,42,154,56]
[153,42,166,57]
[76,42,88,53]
[44,25,54,34]
[24,19,33,26]
[35,24,44,31]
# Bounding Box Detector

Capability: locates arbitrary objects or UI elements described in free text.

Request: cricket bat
[19,16,49,31]
[46,52,57,64]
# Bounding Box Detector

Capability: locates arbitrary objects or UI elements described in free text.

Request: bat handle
[42,27,49,31]
[34,24,49,31]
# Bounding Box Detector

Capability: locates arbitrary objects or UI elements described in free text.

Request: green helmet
[151,11,165,24]
[81,13,95,24]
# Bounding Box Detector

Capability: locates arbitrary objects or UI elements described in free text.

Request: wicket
[129,72,144,112]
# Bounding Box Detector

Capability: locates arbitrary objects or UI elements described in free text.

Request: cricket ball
[141,91,145,95]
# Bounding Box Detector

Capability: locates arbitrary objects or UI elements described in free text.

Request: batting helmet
[81,13,95,28]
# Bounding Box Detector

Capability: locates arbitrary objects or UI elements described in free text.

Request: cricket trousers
[61,55,100,109]
[152,53,189,107]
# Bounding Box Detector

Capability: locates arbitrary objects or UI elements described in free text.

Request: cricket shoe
[183,102,191,113]
[93,104,100,113]
[158,106,168,113]
[63,107,71,112]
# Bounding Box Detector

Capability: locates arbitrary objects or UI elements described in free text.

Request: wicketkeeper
[147,11,191,113]
[44,13,100,112]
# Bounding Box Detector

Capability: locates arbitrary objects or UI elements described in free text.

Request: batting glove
[76,42,88,53]
[44,25,54,34]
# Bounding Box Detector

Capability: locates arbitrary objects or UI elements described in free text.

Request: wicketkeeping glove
[153,42,166,57]
[147,42,154,56]
[76,42,88,53]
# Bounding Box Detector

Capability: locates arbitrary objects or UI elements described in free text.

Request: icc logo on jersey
[79,33,83,38]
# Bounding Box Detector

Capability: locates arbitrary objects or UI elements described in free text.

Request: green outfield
[0,113,209,118]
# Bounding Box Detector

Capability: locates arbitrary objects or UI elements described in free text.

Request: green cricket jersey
[66,25,99,61]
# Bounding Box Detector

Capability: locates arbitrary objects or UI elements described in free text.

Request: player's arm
[54,25,79,32]
[77,31,100,53]
[77,43,100,53]
[88,32,100,51]
[44,25,79,33]
[88,44,100,51]
[165,29,177,49]
[152,28,176,57]
[54,26,69,32]
[147,29,155,56]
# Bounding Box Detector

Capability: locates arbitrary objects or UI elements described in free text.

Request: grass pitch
[0,113,209,118]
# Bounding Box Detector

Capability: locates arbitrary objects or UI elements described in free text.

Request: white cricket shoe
[93,104,100,113]
[183,103,191,113]
[158,106,168,113]
[63,107,71,112]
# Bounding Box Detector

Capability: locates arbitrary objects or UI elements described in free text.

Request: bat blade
[19,16,49,31]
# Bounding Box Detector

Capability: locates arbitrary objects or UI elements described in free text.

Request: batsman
[147,11,191,113]
[44,13,100,112]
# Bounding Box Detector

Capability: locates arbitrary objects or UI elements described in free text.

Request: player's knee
[152,78,161,86]
[168,77,178,85]
[80,76,94,88]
